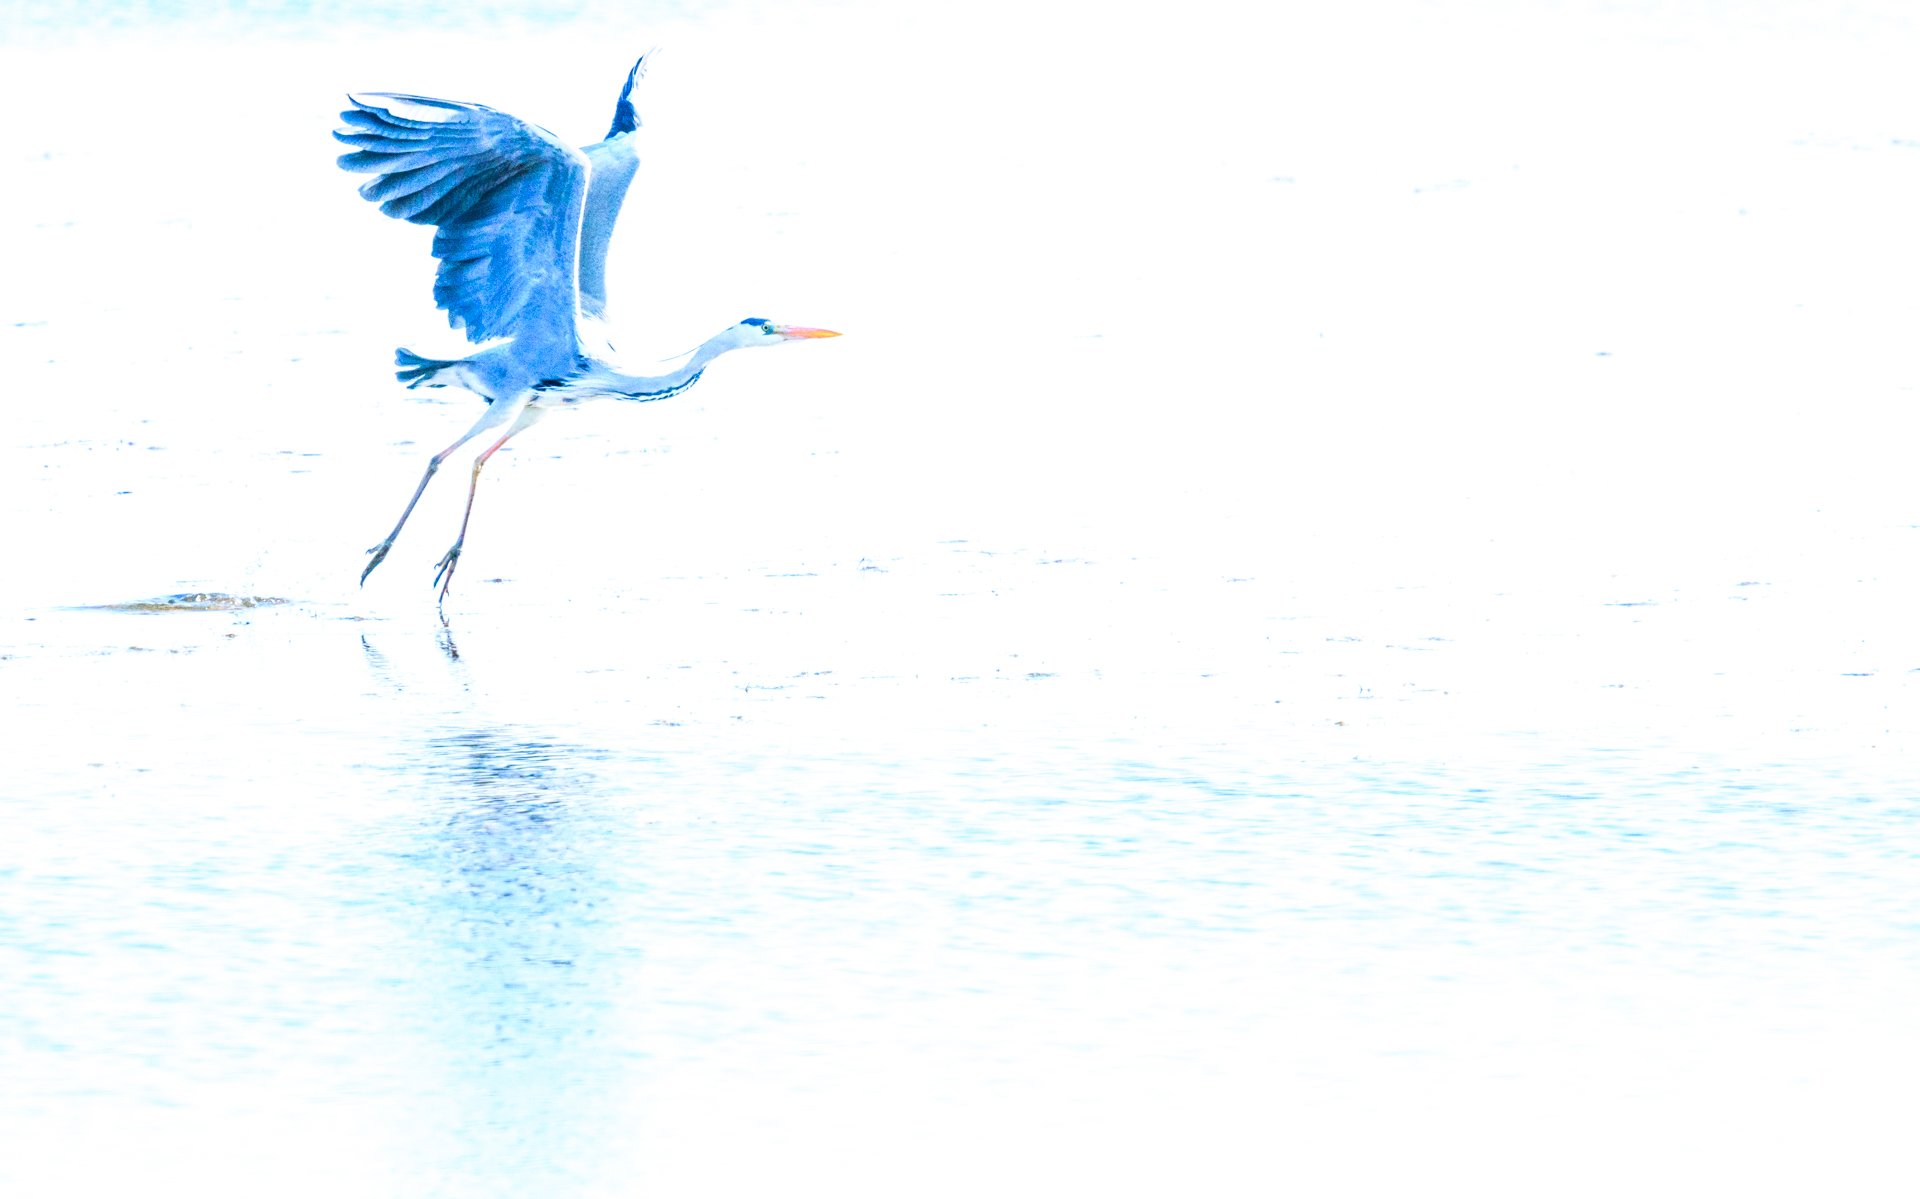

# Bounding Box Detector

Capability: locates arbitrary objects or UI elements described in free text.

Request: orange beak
[774,324,841,340]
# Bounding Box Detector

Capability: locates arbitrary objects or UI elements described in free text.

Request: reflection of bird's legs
[362,394,526,587]
[433,392,537,613]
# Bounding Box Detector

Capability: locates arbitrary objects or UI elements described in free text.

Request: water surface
[4,2,1920,1195]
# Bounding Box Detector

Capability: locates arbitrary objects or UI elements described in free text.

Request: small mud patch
[80,593,291,613]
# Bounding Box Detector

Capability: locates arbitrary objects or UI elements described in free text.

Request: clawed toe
[433,545,462,597]
[360,543,394,587]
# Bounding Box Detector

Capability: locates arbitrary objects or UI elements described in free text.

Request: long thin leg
[361,395,526,586]
[361,438,466,586]
[432,427,517,610]
[431,392,538,615]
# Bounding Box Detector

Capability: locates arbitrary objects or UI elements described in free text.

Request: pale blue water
[5,1,1920,1195]
[6,0,723,37]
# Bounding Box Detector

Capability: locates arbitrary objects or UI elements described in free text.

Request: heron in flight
[336,54,839,608]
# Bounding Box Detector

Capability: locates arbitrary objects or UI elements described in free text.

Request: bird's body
[336,55,837,610]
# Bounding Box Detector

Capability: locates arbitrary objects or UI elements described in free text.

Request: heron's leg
[432,429,517,608]
[432,393,538,611]
[361,443,462,585]
[361,395,525,587]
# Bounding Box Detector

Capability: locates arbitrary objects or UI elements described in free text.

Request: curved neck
[599,329,742,401]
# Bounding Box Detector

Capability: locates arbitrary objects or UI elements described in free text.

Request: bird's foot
[361,541,394,587]
[433,544,462,601]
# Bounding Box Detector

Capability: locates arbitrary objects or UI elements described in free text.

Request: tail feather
[394,346,457,387]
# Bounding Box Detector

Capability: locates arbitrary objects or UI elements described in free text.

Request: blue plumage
[334,91,584,355]
[606,53,646,138]
[577,51,650,318]
[335,54,839,610]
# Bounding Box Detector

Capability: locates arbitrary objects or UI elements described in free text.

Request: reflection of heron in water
[358,630,463,689]
[399,725,619,966]
[420,731,612,961]
[356,623,643,1187]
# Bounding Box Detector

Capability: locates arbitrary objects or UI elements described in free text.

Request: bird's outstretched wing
[577,53,651,320]
[335,94,590,363]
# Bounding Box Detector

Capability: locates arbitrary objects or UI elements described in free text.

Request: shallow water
[5,2,1920,1196]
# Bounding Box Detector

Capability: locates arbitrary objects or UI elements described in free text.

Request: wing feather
[334,92,589,365]
[337,108,431,138]
[576,53,651,319]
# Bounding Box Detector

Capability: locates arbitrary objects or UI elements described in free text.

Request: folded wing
[335,94,590,368]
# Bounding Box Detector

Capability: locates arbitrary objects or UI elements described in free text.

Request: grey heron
[336,54,839,608]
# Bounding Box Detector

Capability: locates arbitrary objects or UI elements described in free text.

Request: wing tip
[345,93,472,125]
[607,49,655,137]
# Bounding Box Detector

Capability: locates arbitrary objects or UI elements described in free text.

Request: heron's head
[734,317,841,347]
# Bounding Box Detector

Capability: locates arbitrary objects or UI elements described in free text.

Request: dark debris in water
[81,593,291,613]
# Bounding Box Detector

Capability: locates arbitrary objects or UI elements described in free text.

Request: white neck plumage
[575,326,748,402]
